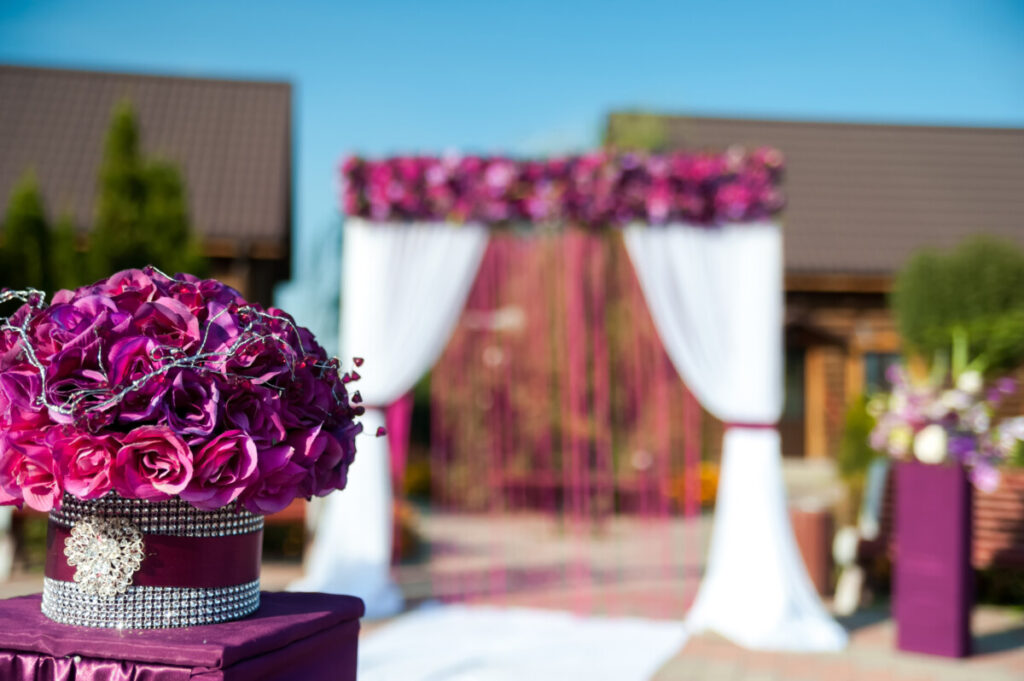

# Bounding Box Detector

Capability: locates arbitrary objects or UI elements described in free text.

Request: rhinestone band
[42,577,261,629]
[51,494,263,537]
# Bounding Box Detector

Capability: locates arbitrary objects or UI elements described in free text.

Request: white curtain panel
[624,222,847,651]
[290,218,488,618]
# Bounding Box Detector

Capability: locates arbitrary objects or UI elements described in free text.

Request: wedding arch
[291,149,847,651]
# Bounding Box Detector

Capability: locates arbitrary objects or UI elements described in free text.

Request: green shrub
[838,395,879,518]
[892,236,1024,375]
[838,395,878,481]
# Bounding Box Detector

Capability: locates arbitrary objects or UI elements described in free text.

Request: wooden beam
[786,272,892,293]
[805,347,828,459]
[201,238,287,260]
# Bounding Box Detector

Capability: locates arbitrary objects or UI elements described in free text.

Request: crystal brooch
[64,515,145,597]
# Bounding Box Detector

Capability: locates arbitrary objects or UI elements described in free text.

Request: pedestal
[0,591,363,680]
[894,461,973,657]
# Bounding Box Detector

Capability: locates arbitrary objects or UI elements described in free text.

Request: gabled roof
[0,64,291,258]
[607,113,1024,277]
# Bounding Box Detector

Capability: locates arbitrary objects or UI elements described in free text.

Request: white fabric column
[290,218,488,618]
[624,222,846,651]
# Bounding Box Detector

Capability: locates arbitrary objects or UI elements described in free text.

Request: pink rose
[0,429,63,511]
[112,426,193,500]
[180,430,258,510]
[241,444,306,514]
[56,432,119,500]
[93,268,159,313]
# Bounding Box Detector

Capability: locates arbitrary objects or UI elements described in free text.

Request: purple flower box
[894,461,973,658]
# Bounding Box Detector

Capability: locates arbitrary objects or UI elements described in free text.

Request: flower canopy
[342,148,785,228]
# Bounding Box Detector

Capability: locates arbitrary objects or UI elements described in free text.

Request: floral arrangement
[342,148,784,227]
[869,362,1024,491]
[0,268,365,514]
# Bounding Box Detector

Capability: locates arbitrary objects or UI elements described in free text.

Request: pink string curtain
[429,229,704,615]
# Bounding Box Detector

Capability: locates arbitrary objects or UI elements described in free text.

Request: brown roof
[607,113,1024,276]
[0,64,291,258]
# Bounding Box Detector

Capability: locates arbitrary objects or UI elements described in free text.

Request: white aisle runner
[359,605,688,681]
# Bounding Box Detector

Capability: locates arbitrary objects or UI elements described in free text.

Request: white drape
[290,218,488,618]
[624,222,847,651]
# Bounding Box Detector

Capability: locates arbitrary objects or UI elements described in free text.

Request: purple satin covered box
[0,591,363,680]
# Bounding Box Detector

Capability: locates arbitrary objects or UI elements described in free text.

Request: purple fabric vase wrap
[0,591,363,680]
[894,461,973,658]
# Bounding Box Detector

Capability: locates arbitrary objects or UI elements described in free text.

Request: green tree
[1,172,51,290]
[604,112,670,152]
[892,236,1024,375]
[49,213,86,291]
[142,159,205,276]
[89,101,205,279]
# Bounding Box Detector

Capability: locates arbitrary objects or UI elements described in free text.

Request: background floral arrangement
[0,267,364,514]
[341,148,784,227]
[869,362,1024,492]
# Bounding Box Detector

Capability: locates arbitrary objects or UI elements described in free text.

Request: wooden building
[607,112,1024,459]
[0,64,292,304]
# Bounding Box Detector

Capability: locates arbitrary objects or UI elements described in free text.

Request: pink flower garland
[0,268,364,514]
[342,148,784,227]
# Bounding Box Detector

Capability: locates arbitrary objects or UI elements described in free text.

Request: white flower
[940,389,971,412]
[889,426,914,457]
[964,405,991,434]
[956,370,984,395]
[914,424,948,465]
[997,417,1024,449]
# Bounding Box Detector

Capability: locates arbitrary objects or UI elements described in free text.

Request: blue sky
[2,0,1023,343]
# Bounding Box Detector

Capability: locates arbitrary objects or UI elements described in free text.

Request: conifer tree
[50,213,86,291]
[89,101,205,279]
[1,172,51,290]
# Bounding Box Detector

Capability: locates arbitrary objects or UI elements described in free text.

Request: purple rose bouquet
[0,268,363,514]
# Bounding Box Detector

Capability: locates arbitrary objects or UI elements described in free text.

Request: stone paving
[3,509,1022,680]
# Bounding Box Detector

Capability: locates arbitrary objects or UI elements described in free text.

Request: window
[864,352,901,395]
[783,349,805,421]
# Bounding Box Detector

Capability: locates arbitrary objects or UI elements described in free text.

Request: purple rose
[180,430,258,510]
[0,428,63,511]
[112,426,193,500]
[133,297,201,350]
[163,370,219,436]
[198,279,246,308]
[240,444,306,514]
[0,363,41,424]
[31,295,130,356]
[44,343,108,424]
[225,337,291,385]
[288,423,358,497]
[107,336,167,422]
[279,366,334,429]
[221,384,285,446]
[56,432,119,500]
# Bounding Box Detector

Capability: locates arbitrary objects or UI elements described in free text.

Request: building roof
[607,113,1024,278]
[0,64,291,258]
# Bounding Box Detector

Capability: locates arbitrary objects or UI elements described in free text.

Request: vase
[894,461,973,657]
[42,493,263,629]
